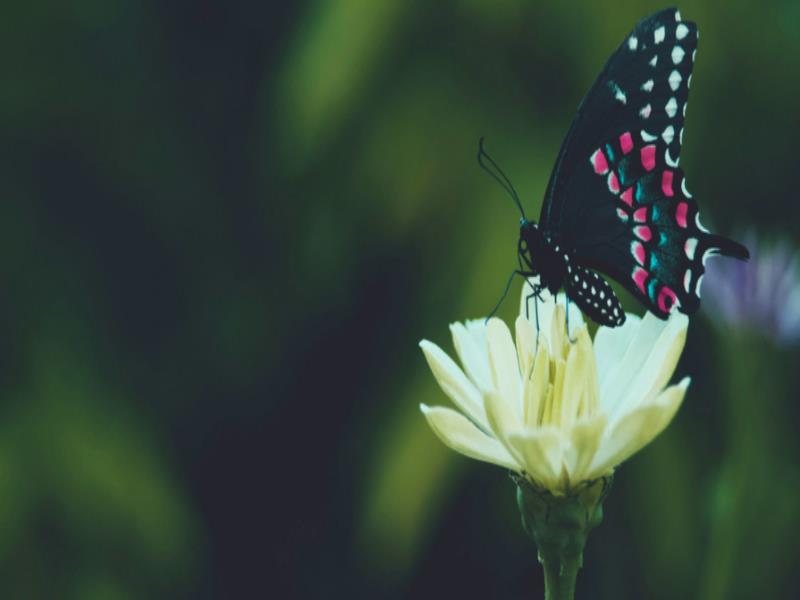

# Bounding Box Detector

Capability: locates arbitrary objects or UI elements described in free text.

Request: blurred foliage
[2,0,800,597]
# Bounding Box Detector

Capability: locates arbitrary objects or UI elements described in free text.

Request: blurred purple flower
[702,233,800,344]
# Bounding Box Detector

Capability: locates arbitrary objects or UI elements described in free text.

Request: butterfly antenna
[477,137,527,220]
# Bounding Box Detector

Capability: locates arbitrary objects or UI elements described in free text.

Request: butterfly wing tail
[704,233,750,261]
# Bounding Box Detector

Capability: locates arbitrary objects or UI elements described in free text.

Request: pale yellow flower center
[520,305,599,434]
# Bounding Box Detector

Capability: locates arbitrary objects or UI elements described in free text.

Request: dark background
[2,1,799,598]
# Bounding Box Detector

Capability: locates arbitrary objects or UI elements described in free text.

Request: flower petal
[560,292,586,332]
[523,339,550,427]
[559,326,595,429]
[507,426,563,491]
[515,315,537,382]
[484,391,526,465]
[419,340,487,428]
[593,314,641,388]
[599,311,688,418]
[487,318,522,416]
[450,320,492,393]
[587,377,689,478]
[420,404,521,471]
[519,278,558,336]
[565,413,608,484]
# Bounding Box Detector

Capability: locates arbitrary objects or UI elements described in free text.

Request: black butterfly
[482,7,748,327]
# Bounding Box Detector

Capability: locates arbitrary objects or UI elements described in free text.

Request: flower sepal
[513,473,613,599]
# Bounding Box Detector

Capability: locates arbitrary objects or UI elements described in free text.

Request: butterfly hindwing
[577,131,728,318]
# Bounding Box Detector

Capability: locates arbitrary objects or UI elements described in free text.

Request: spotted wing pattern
[564,263,625,326]
[538,7,747,320]
[583,131,747,317]
[541,8,698,233]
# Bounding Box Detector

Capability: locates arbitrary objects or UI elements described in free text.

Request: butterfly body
[502,7,748,327]
[518,220,568,296]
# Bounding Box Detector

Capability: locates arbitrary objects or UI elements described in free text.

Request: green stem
[513,475,611,600]
[542,556,579,600]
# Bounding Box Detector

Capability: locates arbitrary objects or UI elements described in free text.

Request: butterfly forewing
[542,7,697,233]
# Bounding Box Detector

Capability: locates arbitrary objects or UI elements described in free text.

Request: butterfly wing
[578,134,747,318]
[539,7,747,319]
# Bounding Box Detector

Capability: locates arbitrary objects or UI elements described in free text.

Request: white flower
[419,281,690,495]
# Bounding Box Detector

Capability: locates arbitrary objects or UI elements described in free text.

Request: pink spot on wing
[675,201,688,228]
[619,131,634,154]
[661,170,674,196]
[633,207,648,223]
[632,267,648,294]
[620,187,633,206]
[631,241,646,266]
[641,144,656,171]
[657,286,679,314]
[607,172,620,193]
[616,208,629,222]
[634,225,652,241]
[591,149,609,174]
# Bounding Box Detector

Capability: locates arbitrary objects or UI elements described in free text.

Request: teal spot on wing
[650,253,660,271]
[604,143,616,163]
[635,173,656,203]
[647,279,659,302]
[617,158,634,186]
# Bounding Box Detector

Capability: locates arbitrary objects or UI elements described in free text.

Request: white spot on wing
[649,55,658,67]
[692,49,697,62]
[696,213,709,233]
[654,26,666,44]
[683,102,688,117]
[672,46,685,64]
[669,70,682,91]
[702,248,716,267]
[676,24,689,40]
[641,79,654,92]
[615,89,627,104]
[640,104,652,118]
[687,73,693,88]
[665,148,679,167]
[685,237,698,260]
[628,36,638,51]
[662,125,675,144]
[695,274,704,298]
[675,9,682,21]
[665,97,678,117]
[641,130,657,142]
[680,127,684,145]
[684,269,692,293]
[681,178,692,198]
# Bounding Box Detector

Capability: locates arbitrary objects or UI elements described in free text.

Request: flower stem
[542,556,579,600]
[512,474,612,600]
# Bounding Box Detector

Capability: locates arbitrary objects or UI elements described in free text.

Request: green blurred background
[3,0,799,598]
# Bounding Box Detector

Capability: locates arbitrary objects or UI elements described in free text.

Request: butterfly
[482,7,748,327]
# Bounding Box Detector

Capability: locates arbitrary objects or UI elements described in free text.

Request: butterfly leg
[486,269,532,324]
[523,279,544,341]
[565,296,577,344]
